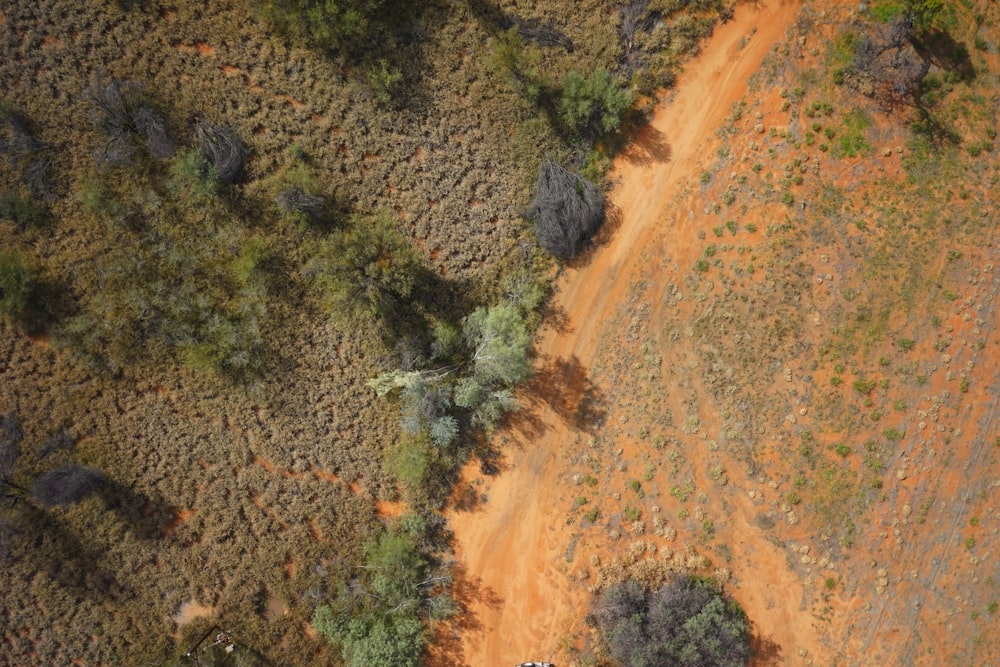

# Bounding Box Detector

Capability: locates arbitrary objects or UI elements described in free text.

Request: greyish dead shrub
[87,73,175,165]
[276,186,326,222]
[527,158,605,258]
[193,118,246,184]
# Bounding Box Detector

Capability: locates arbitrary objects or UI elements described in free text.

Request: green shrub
[558,68,634,142]
[594,577,750,667]
[311,211,423,323]
[259,0,384,49]
[366,58,403,106]
[0,251,35,318]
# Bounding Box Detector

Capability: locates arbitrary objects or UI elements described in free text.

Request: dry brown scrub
[0,0,716,663]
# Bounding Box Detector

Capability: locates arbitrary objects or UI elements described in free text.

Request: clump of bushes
[312,519,454,667]
[592,575,751,667]
[258,0,385,50]
[310,211,424,323]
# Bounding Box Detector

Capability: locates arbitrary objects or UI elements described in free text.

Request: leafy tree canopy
[559,68,634,142]
[595,576,751,667]
[258,0,384,50]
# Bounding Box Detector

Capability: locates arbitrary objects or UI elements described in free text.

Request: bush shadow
[564,201,623,271]
[621,123,672,167]
[531,354,607,433]
[749,627,783,666]
[425,561,501,667]
[13,504,124,600]
[913,29,975,82]
[99,478,178,540]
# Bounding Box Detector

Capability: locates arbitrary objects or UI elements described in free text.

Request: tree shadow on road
[425,562,502,667]
[620,123,672,167]
[531,354,607,434]
[750,628,783,666]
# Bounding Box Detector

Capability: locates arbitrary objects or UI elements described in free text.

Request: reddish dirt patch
[276,93,306,110]
[439,3,806,665]
[162,508,196,537]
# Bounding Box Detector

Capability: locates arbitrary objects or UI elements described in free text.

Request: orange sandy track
[437,3,804,665]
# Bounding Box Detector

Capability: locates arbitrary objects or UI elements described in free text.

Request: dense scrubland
[0,0,737,664]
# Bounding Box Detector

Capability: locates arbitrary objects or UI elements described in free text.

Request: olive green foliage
[490,28,549,103]
[258,0,384,49]
[311,211,423,323]
[0,250,35,318]
[559,68,634,142]
[594,576,750,667]
[57,152,268,382]
[0,189,49,231]
[312,526,453,667]
[869,0,946,30]
[366,59,404,107]
[463,303,532,387]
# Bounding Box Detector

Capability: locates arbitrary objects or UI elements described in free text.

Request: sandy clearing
[438,3,804,665]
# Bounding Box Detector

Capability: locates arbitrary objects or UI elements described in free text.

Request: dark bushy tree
[311,211,423,322]
[0,411,22,483]
[30,465,106,507]
[528,159,605,258]
[595,576,751,667]
[0,250,36,319]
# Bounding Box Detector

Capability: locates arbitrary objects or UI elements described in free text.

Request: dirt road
[437,3,804,664]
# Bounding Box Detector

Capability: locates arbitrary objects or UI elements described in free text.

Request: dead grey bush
[850,17,929,105]
[194,118,247,184]
[276,186,326,221]
[87,73,175,165]
[30,465,106,507]
[527,158,605,258]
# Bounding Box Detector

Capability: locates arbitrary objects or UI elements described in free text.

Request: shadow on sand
[425,562,502,667]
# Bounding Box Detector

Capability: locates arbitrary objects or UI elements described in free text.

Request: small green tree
[312,212,423,323]
[0,251,35,318]
[258,0,384,49]
[312,528,453,667]
[463,303,532,386]
[559,68,634,142]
